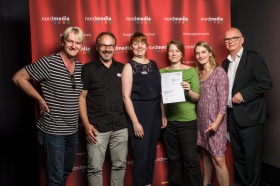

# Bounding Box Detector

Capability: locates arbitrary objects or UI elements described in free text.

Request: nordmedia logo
[148,45,167,52]
[201,16,224,24]
[126,16,152,24]
[80,46,91,55]
[164,16,188,24]
[41,16,70,24]
[84,16,112,24]
[155,157,168,164]
[115,45,167,54]
[72,165,87,173]
[115,46,130,54]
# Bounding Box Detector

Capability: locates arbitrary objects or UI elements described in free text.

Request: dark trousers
[228,109,263,186]
[129,124,161,186]
[163,120,203,186]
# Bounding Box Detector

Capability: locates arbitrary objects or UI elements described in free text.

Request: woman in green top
[160,40,203,186]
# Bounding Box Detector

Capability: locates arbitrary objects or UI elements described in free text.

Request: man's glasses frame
[223,36,243,43]
[98,43,116,50]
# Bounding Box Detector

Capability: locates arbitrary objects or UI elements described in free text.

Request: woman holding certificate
[122,32,167,186]
[195,41,229,186]
[160,40,203,186]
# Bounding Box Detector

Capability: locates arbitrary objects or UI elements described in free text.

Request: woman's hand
[133,122,144,138]
[161,116,168,129]
[205,122,219,133]
[181,81,191,92]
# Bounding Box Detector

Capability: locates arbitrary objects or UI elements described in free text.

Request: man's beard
[100,51,113,62]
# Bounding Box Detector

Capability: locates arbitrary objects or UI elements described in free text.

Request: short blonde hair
[61,26,85,44]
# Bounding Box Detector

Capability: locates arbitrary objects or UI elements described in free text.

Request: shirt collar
[96,58,116,68]
[227,47,244,62]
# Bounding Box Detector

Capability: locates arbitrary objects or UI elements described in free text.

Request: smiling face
[129,32,148,58]
[195,45,212,66]
[224,28,244,54]
[168,44,183,64]
[62,31,83,58]
[96,34,116,63]
[130,40,147,58]
[130,34,148,58]
[61,27,84,59]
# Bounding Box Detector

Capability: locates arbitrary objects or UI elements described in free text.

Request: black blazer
[222,49,273,127]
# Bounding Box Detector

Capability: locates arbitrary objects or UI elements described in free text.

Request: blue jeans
[38,130,79,186]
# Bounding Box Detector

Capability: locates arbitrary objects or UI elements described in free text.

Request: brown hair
[166,40,185,59]
[130,32,148,46]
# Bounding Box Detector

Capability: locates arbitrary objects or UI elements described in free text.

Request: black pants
[163,120,203,186]
[228,109,263,186]
[129,100,162,186]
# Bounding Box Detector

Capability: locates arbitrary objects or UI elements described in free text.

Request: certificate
[161,71,186,104]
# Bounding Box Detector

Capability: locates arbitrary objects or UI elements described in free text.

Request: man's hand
[232,92,243,104]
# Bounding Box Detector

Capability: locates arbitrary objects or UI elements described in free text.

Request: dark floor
[230,182,269,186]
[230,183,242,186]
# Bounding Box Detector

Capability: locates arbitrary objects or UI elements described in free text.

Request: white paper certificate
[161,72,186,104]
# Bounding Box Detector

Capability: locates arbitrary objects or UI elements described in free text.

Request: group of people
[12,26,272,186]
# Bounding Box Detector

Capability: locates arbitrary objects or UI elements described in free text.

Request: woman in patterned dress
[195,41,230,186]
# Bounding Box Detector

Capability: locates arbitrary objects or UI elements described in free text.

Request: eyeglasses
[223,36,242,43]
[70,74,76,89]
[65,39,82,46]
[98,44,115,50]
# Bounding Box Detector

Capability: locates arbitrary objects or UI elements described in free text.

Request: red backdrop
[29,0,233,185]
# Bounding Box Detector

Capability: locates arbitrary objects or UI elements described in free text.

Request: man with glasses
[12,26,85,185]
[222,27,273,186]
[79,32,128,186]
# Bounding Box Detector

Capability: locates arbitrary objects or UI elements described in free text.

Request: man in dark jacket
[222,27,273,186]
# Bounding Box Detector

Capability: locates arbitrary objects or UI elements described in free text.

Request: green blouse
[160,67,200,122]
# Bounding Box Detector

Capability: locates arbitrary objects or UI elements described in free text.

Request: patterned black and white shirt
[25,53,83,135]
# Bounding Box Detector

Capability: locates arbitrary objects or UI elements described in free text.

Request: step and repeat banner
[29,0,232,185]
